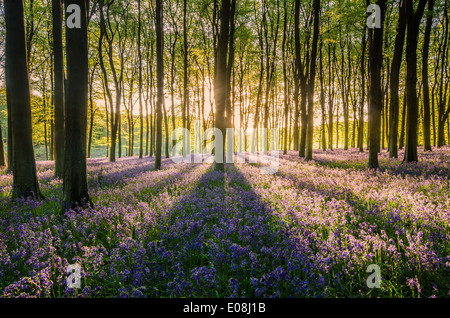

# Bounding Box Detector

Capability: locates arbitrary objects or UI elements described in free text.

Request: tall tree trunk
[213,0,231,171]
[388,0,406,158]
[170,29,178,154]
[63,0,90,210]
[43,77,49,161]
[49,50,54,161]
[328,43,335,150]
[138,0,144,159]
[404,0,428,163]
[293,0,301,153]
[52,0,65,178]
[305,0,320,161]
[252,9,264,153]
[367,0,386,169]
[4,0,42,199]
[358,27,367,152]
[0,122,6,168]
[226,0,237,134]
[155,0,164,170]
[88,63,97,158]
[437,6,449,147]
[282,0,289,154]
[6,86,13,172]
[183,0,189,156]
[319,40,326,151]
[422,0,435,152]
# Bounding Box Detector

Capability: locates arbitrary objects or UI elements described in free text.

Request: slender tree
[437,5,449,147]
[155,0,163,170]
[403,0,428,163]
[422,0,435,152]
[367,0,386,169]
[52,0,65,178]
[358,27,367,152]
[0,122,6,168]
[182,0,189,156]
[388,0,406,158]
[305,0,320,161]
[138,0,144,159]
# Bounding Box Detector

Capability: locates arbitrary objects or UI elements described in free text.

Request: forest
[0,0,449,299]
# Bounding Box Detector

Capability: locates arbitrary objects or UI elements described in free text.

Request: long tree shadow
[238,162,450,296]
[281,149,450,179]
[272,160,449,240]
[148,163,328,298]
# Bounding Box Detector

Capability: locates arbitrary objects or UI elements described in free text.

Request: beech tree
[62,0,90,210]
[52,0,65,178]
[0,122,6,168]
[367,0,386,169]
[155,0,163,170]
[4,0,42,199]
[388,0,406,159]
[213,0,232,171]
[403,0,428,163]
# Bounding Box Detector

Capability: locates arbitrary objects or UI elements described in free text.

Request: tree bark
[4,0,42,199]
[319,40,326,151]
[52,0,65,178]
[305,0,320,161]
[328,43,335,150]
[63,0,90,210]
[183,0,189,156]
[422,0,435,152]
[367,0,386,169]
[358,27,367,152]
[0,122,6,168]
[213,0,231,171]
[138,0,144,159]
[403,0,428,163]
[155,0,164,170]
[388,0,406,158]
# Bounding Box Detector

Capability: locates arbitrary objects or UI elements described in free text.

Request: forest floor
[0,147,449,298]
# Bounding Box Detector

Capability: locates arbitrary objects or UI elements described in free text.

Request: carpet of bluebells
[0,147,449,298]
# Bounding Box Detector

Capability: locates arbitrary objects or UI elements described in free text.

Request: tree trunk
[170,28,178,154]
[282,0,289,154]
[422,0,435,152]
[319,40,326,151]
[388,0,406,158]
[52,0,65,178]
[0,122,6,168]
[305,0,320,161]
[88,63,97,158]
[6,86,13,173]
[403,0,428,163]
[399,92,406,149]
[155,0,164,170]
[328,43,335,150]
[213,0,231,171]
[138,0,144,159]
[4,0,42,199]
[293,0,301,153]
[183,0,189,156]
[437,6,449,148]
[62,0,90,210]
[358,28,366,152]
[367,0,386,169]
